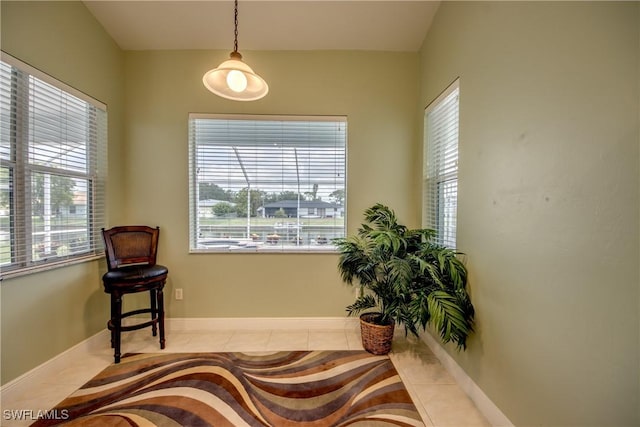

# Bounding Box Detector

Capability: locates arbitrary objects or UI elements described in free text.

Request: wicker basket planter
[360,312,395,355]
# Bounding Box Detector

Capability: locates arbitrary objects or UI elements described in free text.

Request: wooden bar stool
[101,225,168,363]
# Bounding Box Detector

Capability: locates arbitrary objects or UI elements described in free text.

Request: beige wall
[3,3,638,425]
[0,2,420,384]
[123,49,420,318]
[0,1,125,384]
[419,2,639,426]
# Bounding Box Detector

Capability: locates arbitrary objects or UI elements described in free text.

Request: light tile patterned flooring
[2,327,490,426]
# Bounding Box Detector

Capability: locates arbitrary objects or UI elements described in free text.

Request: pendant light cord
[233,0,239,53]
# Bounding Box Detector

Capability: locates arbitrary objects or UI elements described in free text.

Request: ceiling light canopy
[202,0,268,101]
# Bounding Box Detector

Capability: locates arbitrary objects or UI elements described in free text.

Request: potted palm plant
[334,203,475,354]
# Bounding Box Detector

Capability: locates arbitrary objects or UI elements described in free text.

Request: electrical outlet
[175,288,183,300]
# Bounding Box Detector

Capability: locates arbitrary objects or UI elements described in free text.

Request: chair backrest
[102,226,160,270]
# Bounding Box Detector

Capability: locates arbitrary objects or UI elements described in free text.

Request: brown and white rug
[30,350,424,426]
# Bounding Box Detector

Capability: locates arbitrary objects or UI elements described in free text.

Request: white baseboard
[0,329,109,405]
[419,330,514,427]
[166,316,360,331]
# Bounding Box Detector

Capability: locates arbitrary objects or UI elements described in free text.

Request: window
[423,79,459,248]
[0,53,107,276]
[188,114,346,252]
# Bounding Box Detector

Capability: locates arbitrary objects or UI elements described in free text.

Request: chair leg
[150,288,158,337]
[110,293,116,349]
[113,293,123,363]
[157,286,166,350]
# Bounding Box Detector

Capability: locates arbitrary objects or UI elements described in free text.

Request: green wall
[2,3,639,426]
[0,1,125,384]
[123,49,420,318]
[0,2,421,383]
[419,2,640,426]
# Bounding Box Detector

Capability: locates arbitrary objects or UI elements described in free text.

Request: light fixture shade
[203,55,269,101]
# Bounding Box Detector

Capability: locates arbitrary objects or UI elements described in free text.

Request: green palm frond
[408,289,432,330]
[370,229,406,254]
[364,203,398,229]
[346,294,378,316]
[336,203,475,351]
[415,256,446,289]
[427,290,474,350]
[387,256,413,289]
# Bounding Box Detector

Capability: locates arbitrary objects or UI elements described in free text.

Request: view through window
[188,114,346,252]
[0,54,107,275]
[423,80,459,248]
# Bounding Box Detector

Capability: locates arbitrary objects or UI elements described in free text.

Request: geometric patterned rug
[30,350,425,426]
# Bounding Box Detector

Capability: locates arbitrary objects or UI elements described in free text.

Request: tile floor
[1,327,490,426]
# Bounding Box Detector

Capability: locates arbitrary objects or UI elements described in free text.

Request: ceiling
[82,1,440,52]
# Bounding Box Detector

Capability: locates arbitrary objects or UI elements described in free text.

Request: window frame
[423,79,460,249]
[0,52,107,278]
[188,113,347,254]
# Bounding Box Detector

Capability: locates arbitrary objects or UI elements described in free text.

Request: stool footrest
[108,318,160,332]
[122,308,157,318]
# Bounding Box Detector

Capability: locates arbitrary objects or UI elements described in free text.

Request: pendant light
[202,0,268,101]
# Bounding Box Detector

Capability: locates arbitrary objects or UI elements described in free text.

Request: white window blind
[423,80,459,248]
[188,114,346,253]
[0,54,107,277]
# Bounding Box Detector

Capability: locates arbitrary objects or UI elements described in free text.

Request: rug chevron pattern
[31,350,424,426]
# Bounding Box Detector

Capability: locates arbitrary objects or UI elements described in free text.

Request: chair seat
[103,264,168,287]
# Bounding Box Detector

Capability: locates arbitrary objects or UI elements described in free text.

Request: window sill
[189,247,339,254]
[0,254,104,281]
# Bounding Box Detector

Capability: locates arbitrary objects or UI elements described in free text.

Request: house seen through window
[188,114,347,252]
[0,54,107,276]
